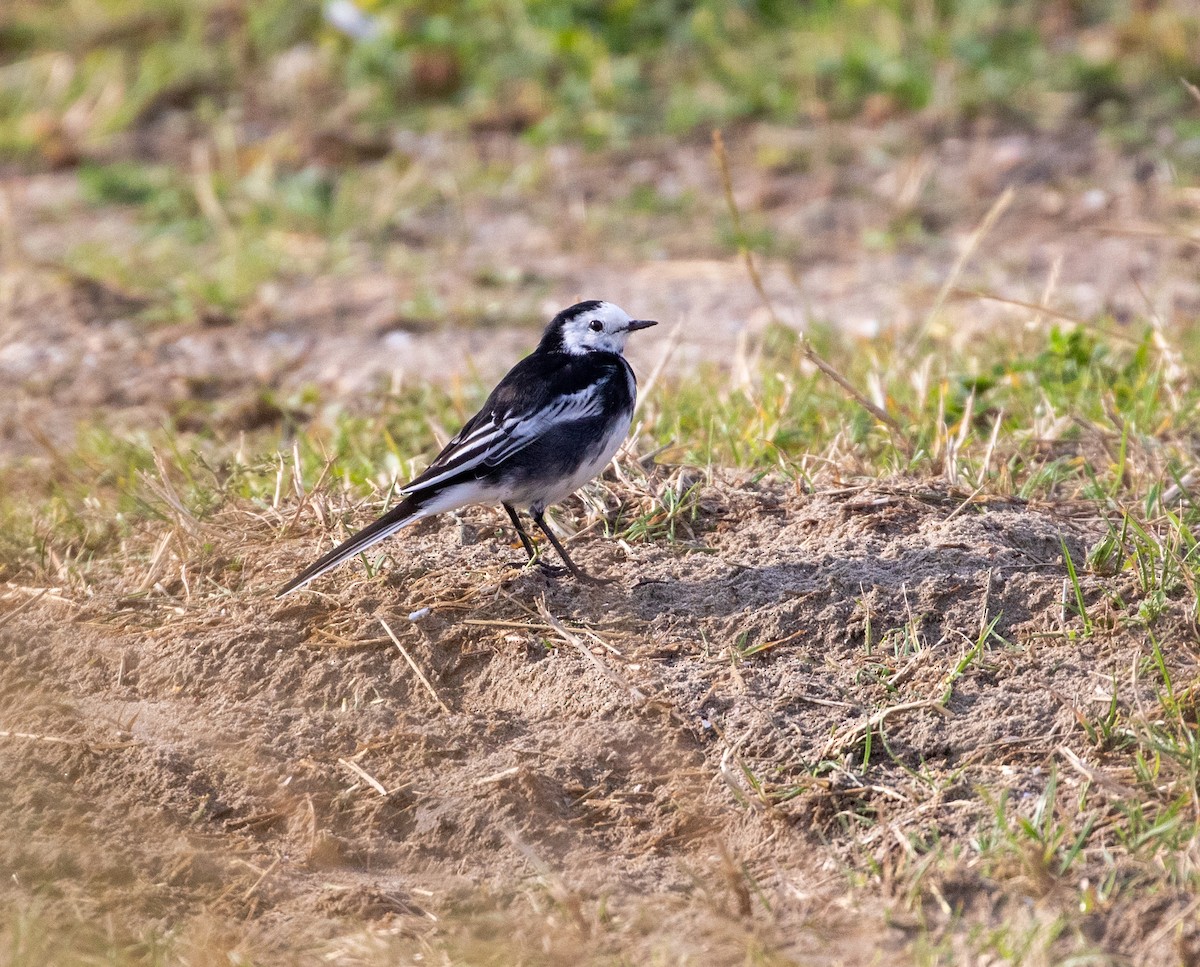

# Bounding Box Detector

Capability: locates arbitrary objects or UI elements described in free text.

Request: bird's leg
[531,510,609,584]
[504,504,565,576]
[503,503,537,559]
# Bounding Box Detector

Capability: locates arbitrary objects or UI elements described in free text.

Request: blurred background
[3,0,1199,451]
[2,0,1199,496]
[6,0,1200,152]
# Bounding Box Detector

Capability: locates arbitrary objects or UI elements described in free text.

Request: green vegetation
[3,0,1199,154]
[4,312,1198,618]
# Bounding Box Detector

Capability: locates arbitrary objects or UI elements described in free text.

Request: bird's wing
[401,356,610,496]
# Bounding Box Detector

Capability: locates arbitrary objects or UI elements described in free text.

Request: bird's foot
[574,570,614,586]
[506,558,610,584]
[506,558,567,578]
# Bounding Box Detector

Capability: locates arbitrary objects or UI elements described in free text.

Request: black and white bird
[277,301,657,597]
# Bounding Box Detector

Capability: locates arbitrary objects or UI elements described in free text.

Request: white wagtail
[277,301,657,596]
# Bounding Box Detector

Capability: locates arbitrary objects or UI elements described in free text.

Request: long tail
[276,494,426,597]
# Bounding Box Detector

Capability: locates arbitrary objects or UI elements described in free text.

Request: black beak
[626,319,658,332]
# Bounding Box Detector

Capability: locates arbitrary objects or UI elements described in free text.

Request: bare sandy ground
[3,471,1195,963]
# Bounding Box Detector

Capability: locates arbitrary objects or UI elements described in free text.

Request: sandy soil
[3,472,1195,963]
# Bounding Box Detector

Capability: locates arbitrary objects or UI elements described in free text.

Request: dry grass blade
[462,618,557,631]
[135,531,174,594]
[1160,468,1200,508]
[1095,224,1200,249]
[0,588,48,629]
[379,617,452,713]
[633,320,683,419]
[280,455,336,536]
[816,698,949,761]
[142,450,203,539]
[913,186,1013,347]
[1144,894,1200,951]
[1056,745,1137,801]
[718,743,772,811]
[2,584,73,606]
[502,827,589,934]
[0,185,17,342]
[475,766,520,786]
[0,729,135,751]
[241,857,281,902]
[0,729,85,745]
[536,598,645,703]
[711,129,912,455]
[337,756,392,797]
[952,289,1143,347]
[191,140,233,239]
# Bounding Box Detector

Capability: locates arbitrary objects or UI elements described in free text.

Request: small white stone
[1080,188,1109,214]
[323,0,382,40]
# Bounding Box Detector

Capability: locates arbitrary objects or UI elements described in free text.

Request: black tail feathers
[275,494,424,597]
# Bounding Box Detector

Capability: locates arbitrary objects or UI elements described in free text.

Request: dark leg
[504,503,565,576]
[503,503,537,560]
[532,510,608,584]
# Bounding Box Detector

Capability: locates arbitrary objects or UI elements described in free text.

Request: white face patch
[558,302,636,355]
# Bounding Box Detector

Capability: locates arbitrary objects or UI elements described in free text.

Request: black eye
[589,320,603,332]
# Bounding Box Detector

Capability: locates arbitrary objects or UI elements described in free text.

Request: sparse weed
[1060,537,1093,638]
[977,766,1093,885]
[940,612,1005,704]
[611,475,703,545]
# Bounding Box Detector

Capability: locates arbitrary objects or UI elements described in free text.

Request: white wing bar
[401,385,607,495]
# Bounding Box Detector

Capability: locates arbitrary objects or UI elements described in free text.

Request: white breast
[538,406,633,508]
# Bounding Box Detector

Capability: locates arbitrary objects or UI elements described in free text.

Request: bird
[276,301,657,597]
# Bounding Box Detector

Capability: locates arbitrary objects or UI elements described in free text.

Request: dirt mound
[0,477,1190,963]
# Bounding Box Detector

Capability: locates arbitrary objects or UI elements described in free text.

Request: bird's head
[538,301,657,356]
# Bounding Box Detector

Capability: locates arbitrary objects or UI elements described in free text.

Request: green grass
[4,315,1197,580]
[57,147,565,326]
[62,155,366,322]
[3,0,1200,156]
